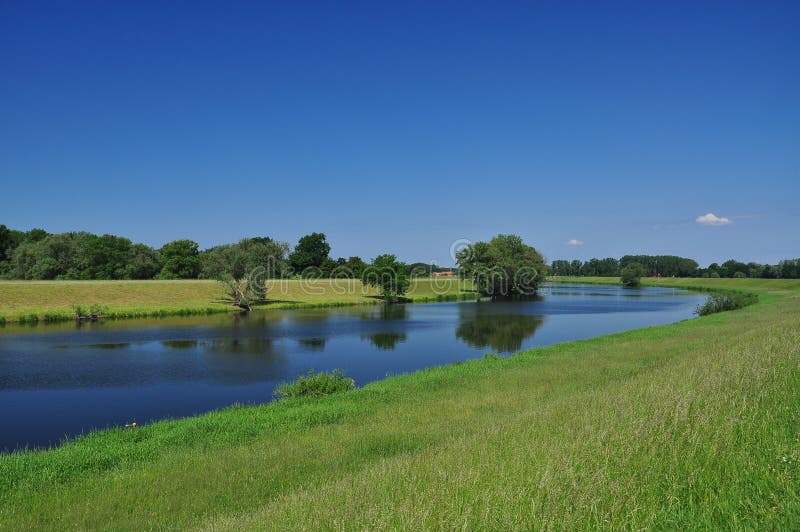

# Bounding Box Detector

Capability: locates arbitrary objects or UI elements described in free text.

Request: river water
[0,283,705,451]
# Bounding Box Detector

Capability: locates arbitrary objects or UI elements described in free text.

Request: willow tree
[362,254,410,303]
[456,234,546,296]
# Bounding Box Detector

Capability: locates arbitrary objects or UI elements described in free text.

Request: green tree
[202,237,287,309]
[456,234,546,296]
[199,244,239,280]
[779,259,799,279]
[344,256,367,278]
[158,240,200,279]
[9,232,92,279]
[24,228,50,243]
[407,262,433,277]
[721,259,748,278]
[319,257,339,277]
[363,254,410,302]
[239,237,290,278]
[219,271,266,311]
[289,232,330,274]
[620,255,698,277]
[550,260,571,276]
[124,243,161,279]
[761,264,780,279]
[0,225,14,262]
[620,263,645,287]
[580,257,619,276]
[83,234,133,279]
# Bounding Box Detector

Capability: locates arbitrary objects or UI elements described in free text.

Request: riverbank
[1,278,798,528]
[0,278,477,324]
[549,275,800,292]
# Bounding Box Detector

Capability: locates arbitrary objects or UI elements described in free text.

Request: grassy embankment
[0,277,476,324]
[0,278,798,528]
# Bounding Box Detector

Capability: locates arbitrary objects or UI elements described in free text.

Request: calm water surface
[0,283,705,451]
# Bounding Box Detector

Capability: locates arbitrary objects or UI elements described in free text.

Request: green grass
[0,278,475,323]
[0,278,798,528]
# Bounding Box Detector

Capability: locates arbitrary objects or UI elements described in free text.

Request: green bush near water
[620,263,645,287]
[274,369,356,399]
[696,291,758,316]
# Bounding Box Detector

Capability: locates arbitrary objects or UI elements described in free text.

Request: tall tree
[158,240,200,279]
[0,225,13,262]
[550,260,571,276]
[457,234,546,296]
[125,243,162,279]
[363,254,410,302]
[621,263,645,287]
[289,232,330,274]
[83,234,133,279]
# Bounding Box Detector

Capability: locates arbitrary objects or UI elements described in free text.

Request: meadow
[0,277,476,323]
[0,277,797,528]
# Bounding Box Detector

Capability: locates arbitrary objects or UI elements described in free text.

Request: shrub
[73,304,106,318]
[620,263,645,287]
[362,254,410,302]
[733,271,747,278]
[696,292,758,316]
[274,369,355,399]
[18,313,39,324]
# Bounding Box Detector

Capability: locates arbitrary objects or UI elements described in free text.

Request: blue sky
[1,1,798,266]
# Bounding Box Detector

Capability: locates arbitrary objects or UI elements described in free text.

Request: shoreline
[0,278,479,325]
[0,275,745,326]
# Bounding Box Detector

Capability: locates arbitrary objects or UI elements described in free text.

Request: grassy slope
[0,278,474,322]
[0,278,798,529]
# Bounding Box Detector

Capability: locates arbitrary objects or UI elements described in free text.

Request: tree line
[550,255,800,279]
[0,225,451,281]
[2,224,798,284]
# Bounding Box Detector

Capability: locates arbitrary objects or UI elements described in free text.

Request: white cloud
[695,213,732,226]
[566,239,584,246]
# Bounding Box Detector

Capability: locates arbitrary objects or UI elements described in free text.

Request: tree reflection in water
[297,337,326,351]
[363,332,407,350]
[456,304,544,353]
[349,303,409,321]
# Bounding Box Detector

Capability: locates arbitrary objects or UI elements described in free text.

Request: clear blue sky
[1,1,798,266]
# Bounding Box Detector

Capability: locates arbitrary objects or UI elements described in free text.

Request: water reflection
[456,304,544,353]
[204,337,275,355]
[349,304,409,321]
[363,332,408,350]
[297,338,326,351]
[160,340,198,349]
[85,342,131,349]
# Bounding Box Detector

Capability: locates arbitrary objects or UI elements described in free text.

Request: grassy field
[0,277,476,323]
[0,278,798,528]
